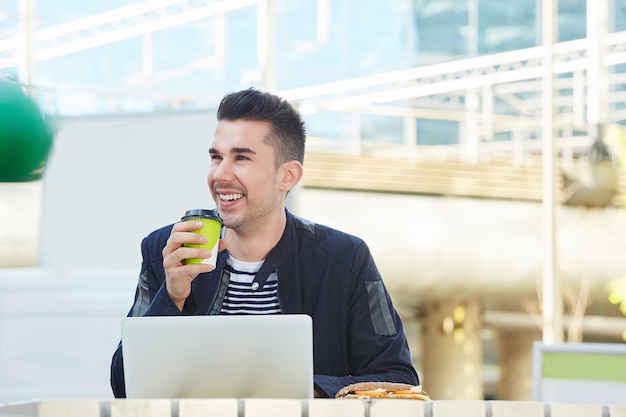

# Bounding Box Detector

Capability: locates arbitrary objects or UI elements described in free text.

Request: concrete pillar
[497,328,541,400]
[420,300,483,399]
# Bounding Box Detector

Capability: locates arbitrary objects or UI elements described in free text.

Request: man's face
[208,119,285,233]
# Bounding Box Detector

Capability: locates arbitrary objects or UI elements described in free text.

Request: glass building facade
[0,0,624,150]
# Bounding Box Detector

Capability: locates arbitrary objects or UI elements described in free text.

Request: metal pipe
[541,0,563,344]
[17,0,35,90]
[257,0,275,91]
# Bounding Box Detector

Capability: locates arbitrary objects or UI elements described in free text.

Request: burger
[335,382,431,400]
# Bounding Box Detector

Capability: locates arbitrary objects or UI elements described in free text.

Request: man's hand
[162,221,227,310]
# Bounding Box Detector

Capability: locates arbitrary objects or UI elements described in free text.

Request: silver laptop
[121,314,314,399]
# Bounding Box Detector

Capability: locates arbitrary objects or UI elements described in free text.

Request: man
[110,88,419,398]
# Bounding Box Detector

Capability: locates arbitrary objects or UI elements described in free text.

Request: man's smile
[218,193,244,202]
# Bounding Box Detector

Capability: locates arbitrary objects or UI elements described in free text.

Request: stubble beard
[222,201,279,239]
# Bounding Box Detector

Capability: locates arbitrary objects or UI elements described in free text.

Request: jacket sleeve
[110,225,182,398]
[313,316,418,397]
[314,241,419,398]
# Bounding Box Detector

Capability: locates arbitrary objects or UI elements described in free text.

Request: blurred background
[1,0,626,404]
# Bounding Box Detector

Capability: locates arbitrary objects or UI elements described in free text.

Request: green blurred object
[0,78,53,182]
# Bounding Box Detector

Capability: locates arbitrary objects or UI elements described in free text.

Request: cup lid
[181,208,222,223]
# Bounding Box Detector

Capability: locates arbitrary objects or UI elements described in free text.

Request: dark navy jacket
[110,210,418,398]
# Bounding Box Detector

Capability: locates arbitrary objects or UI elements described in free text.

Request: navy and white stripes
[219,257,281,315]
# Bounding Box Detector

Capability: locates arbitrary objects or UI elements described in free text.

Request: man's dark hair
[216,88,306,166]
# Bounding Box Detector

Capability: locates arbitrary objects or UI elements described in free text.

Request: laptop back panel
[121,314,314,399]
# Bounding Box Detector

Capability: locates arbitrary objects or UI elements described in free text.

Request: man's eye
[236,155,250,160]
[210,154,222,161]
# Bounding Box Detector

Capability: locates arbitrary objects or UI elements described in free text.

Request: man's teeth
[220,193,243,201]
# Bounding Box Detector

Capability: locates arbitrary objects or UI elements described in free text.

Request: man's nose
[211,159,233,181]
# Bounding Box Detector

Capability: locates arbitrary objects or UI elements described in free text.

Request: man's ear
[279,160,304,192]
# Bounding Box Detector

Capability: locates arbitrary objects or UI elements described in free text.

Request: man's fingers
[174,220,205,232]
[163,221,219,311]
[167,231,207,249]
[163,229,208,260]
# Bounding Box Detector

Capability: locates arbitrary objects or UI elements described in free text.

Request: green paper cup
[181,209,223,266]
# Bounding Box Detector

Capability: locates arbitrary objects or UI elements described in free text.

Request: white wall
[41,110,219,269]
[0,109,219,403]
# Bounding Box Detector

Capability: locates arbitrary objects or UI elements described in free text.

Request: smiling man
[110,88,419,398]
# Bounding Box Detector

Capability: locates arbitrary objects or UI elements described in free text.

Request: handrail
[0,0,256,67]
[280,32,626,106]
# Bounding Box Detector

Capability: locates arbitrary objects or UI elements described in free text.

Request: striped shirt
[219,256,281,315]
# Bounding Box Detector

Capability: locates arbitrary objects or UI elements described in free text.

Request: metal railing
[0,0,255,68]
[283,30,626,166]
